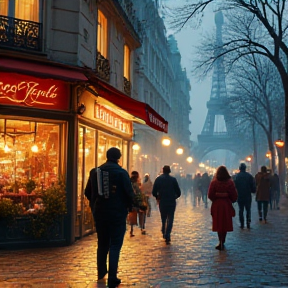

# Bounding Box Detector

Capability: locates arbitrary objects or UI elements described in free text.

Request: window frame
[1,0,42,23]
[123,44,130,81]
[97,9,108,58]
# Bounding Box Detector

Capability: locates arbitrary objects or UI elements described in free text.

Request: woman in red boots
[208,166,238,251]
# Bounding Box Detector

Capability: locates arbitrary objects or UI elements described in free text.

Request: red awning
[0,57,88,81]
[91,79,168,133]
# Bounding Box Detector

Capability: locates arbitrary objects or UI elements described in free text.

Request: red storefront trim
[92,79,168,133]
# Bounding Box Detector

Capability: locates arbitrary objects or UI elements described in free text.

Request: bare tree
[228,55,284,173]
[166,0,288,152]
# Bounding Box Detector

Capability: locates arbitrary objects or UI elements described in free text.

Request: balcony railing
[0,15,42,51]
[123,76,131,95]
[96,51,110,82]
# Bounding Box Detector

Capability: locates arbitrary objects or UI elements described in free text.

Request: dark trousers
[257,201,269,220]
[217,231,227,243]
[95,214,126,281]
[159,204,176,240]
[237,200,251,226]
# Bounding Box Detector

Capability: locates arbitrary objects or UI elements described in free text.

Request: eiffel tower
[194,11,248,161]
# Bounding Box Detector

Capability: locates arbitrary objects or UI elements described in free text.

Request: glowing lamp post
[246,155,252,173]
[186,156,193,164]
[132,143,140,151]
[275,139,285,194]
[162,137,171,147]
[275,139,284,148]
[176,147,184,155]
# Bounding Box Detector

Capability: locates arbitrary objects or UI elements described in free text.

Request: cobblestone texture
[0,193,288,288]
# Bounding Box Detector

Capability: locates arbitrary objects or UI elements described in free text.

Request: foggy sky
[161,1,215,142]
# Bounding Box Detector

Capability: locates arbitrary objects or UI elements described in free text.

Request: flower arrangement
[0,198,22,226]
[25,179,67,239]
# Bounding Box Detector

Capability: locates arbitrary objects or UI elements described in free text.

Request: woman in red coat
[208,166,238,250]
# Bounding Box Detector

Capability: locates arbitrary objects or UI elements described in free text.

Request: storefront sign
[0,73,70,111]
[94,104,132,135]
[146,105,168,133]
[147,111,168,133]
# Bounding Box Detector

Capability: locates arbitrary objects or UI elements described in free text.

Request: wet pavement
[1,192,288,288]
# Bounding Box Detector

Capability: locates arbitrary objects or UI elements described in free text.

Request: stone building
[0,0,190,247]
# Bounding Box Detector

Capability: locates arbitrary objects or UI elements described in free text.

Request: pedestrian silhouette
[141,173,153,217]
[234,163,256,229]
[192,173,202,206]
[200,172,211,208]
[255,166,272,223]
[208,166,238,251]
[84,147,134,288]
[130,171,147,235]
[270,173,280,210]
[152,165,181,244]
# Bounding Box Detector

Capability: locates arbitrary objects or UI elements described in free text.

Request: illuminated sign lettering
[0,73,70,111]
[148,112,167,133]
[95,104,132,135]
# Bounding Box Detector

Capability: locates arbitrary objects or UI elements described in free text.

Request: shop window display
[98,132,122,167]
[0,119,62,216]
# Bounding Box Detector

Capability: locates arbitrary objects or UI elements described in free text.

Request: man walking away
[255,165,271,223]
[84,147,134,288]
[234,163,256,229]
[200,172,211,208]
[152,165,181,244]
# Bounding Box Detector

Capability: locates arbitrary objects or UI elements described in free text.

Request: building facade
[0,0,191,247]
[0,0,168,247]
[120,0,192,180]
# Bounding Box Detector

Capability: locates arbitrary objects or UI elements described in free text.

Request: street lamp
[246,155,252,173]
[246,155,252,162]
[176,147,184,155]
[162,137,171,147]
[186,156,193,163]
[132,143,140,151]
[275,139,284,148]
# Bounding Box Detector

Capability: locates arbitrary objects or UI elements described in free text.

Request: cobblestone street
[1,193,288,288]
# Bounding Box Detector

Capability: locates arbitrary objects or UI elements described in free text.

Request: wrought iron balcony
[96,51,110,82]
[0,15,42,51]
[123,76,131,95]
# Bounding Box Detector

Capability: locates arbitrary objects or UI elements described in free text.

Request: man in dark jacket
[84,147,134,288]
[152,165,181,244]
[234,163,256,229]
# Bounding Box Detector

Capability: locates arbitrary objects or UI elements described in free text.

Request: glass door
[76,125,96,238]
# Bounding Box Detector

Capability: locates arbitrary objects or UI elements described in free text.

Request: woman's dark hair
[215,166,231,181]
[261,166,267,173]
[130,171,139,182]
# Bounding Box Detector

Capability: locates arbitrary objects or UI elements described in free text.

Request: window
[1,0,39,22]
[97,10,107,58]
[0,118,65,214]
[76,125,96,237]
[0,0,8,15]
[124,44,130,80]
[15,0,39,22]
[98,132,123,167]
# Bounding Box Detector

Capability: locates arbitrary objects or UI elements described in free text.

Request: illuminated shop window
[124,44,130,80]
[0,119,64,213]
[1,0,39,22]
[97,9,107,58]
[98,132,123,167]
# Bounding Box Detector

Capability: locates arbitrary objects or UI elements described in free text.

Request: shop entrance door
[75,125,96,238]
